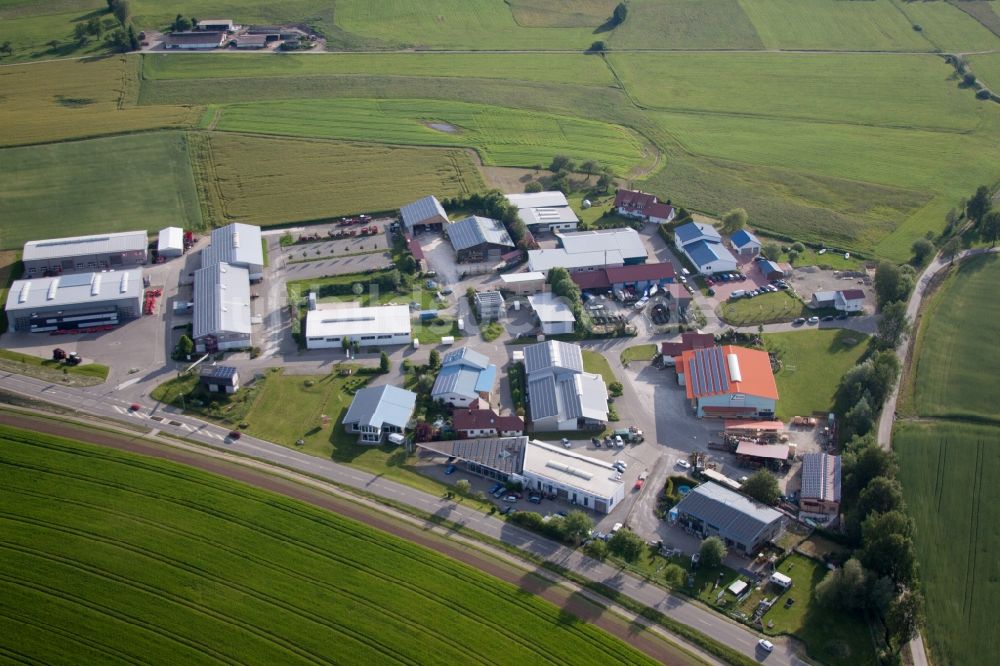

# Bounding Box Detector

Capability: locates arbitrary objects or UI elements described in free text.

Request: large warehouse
[673,482,784,555]
[202,223,264,281]
[5,269,143,333]
[193,262,252,353]
[22,230,148,277]
[675,345,779,418]
[305,305,412,349]
[525,340,608,431]
[527,228,647,274]
[517,439,625,514]
[446,215,514,263]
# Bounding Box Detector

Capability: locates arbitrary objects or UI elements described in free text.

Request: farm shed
[400,195,447,233]
[758,259,787,281]
[506,191,579,233]
[516,439,625,514]
[673,482,784,555]
[4,269,142,333]
[305,305,411,349]
[446,215,514,263]
[23,230,148,277]
[235,34,268,49]
[730,229,761,256]
[343,385,416,445]
[157,227,184,258]
[527,292,575,335]
[164,31,226,49]
[196,19,235,31]
[735,441,790,463]
[193,262,252,353]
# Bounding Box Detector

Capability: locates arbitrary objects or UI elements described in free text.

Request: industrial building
[506,191,580,233]
[157,227,184,259]
[446,215,514,263]
[527,292,576,335]
[673,222,738,275]
[431,347,497,407]
[527,228,648,274]
[400,195,448,233]
[517,439,625,514]
[675,345,778,418]
[202,223,265,281]
[196,19,235,31]
[305,305,412,349]
[499,271,546,295]
[571,262,676,293]
[193,262,252,353]
[22,230,148,277]
[416,436,527,483]
[342,385,417,444]
[672,482,784,555]
[4,269,142,333]
[799,453,842,519]
[613,189,675,224]
[525,340,608,431]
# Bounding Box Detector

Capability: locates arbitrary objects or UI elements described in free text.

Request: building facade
[506,191,580,233]
[517,439,625,514]
[23,230,148,277]
[446,215,514,263]
[676,345,778,418]
[305,305,412,349]
[400,195,448,233]
[342,385,417,444]
[431,347,497,407]
[5,269,142,333]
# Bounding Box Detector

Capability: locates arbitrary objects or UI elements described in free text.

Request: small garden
[717,291,807,325]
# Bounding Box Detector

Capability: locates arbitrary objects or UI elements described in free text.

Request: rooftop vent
[47,278,59,301]
[18,283,31,303]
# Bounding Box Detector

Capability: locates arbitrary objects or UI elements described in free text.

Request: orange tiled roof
[678,345,778,400]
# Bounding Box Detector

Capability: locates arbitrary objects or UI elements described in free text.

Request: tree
[762,242,782,260]
[862,510,913,542]
[875,301,910,350]
[428,349,441,370]
[698,536,727,569]
[941,236,961,265]
[608,381,623,397]
[105,28,130,52]
[172,14,192,31]
[172,335,194,361]
[400,255,417,274]
[524,181,543,193]
[910,238,934,266]
[843,440,895,500]
[885,589,924,650]
[584,538,608,561]
[720,207,748,234]
[816,558,868,610]
[966,185,991,225]
[874,262,914,307]
[112,0,131,26]
[963,72,977,87]
[589,40,606,53]
[549,155,575,173]
[842,396,874,441]
[580,160,599,175]
[613,2,629,25]
[981,211,1000,247]
[663,563,687,588]
[74,23,90,44]
[379,351,391,374]
[608,529,645,562]
[126,23,139,50]
[562,510,594,545]
[454,479,471,496]
[856,477,905,524]
[0,41,12,56]
[596,172,614,192]
[741,469,780,505]
[862,532,917,586]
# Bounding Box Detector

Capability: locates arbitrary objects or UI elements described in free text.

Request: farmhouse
[673,482,784,555]
[474,290,505,323]
[505,191,580,233]
[452,407,524,438]
[675,345,778,418]
[199,366,240,394]
[342,385,417,445]
[527,292,576,335]
[527,228,648,274]
[305,305,412,349]
[4,269,142,333]
[22,230,148,277]
[446,215,514,263]
[499,271,546,295]
[660,331,716,362]
[431,347,497,407]
[400,195,448,233]
[730,229,761,256]
[525,340,608,431]
[517,439,625,514]
[164,31,226,49]
[673,222,738,275]
[799,453,842,518]
[202,223,264,281]
[193,262,252,353]
[613,189,675,224]
[810,289,866,312]
[157,227,184,259]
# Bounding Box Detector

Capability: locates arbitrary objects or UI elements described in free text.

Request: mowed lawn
[192,133,482,227]
[910,254,1000,422]
[764,329,869,421]
[969,52,1000,91]
[0,132,203,249]
[210,98,649,175]
[895,420,1000,666]
[582,350,618,386]
[717,291,806,325]
[0,425,659,665]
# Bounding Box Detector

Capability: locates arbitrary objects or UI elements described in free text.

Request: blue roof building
[730,229,761,255]
[674,221,721,246]
[673,222,738,275]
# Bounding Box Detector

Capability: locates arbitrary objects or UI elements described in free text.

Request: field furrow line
[0,643,35,665]
[0,608,144,665]
[964,440,986,620]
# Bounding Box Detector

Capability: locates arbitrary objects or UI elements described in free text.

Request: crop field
[610,53,980,131]
[209,98,650,175]
[0,56,197,147]
[0,132,203,249]
[764,329,869,421]
[909,254,1000,422]
[509,0,616,27]
[895,420,1000,666]
[896,0,1000,51]
[0,424,658,665]
[609,0,764,50]
[141,52,617,87]
[969,52,1000,90]
[190,133,482,227]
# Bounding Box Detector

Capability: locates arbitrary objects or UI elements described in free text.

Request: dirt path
[0,410,704,666]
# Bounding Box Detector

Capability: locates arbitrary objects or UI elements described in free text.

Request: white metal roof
[193,262,251,339]
[557,228,646,260]
[202,223,264,270]
[343,385,416,430]
[306,305,411,339]
[500,271,545,284]
[527,292,575,323]
[5,269,142,312]
[527,248,625,272]
[23,230,148,262]
[521,439,622,500]
[506,192,570,209]
[506,191,580,228]
[158,227,184,253]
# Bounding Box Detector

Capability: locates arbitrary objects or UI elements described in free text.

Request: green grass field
[0,423,659,665]
[582,350,618,387]
[764,329,869,421]
[620,343,658,364]
[609,0,764,50]
[717,291,806,325]
[909,254,1000,422]
[0,132,202,249]
[895,0,1000,52]
[0,349,109,385]
[509,0,616,28]
[895,420,1000,666]
[209,98,649,175]
[968,52,1000,90]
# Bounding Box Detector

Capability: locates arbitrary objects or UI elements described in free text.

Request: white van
[731,290,746,299]
[387,433,405,445]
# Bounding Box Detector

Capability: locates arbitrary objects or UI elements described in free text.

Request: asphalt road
[0,370,805,666]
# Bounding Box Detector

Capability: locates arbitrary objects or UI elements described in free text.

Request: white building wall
[520,471,625,514]
[540,320,575,335]
[306,331,411,349]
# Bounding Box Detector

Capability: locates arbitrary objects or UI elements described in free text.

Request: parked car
[807,316,820,324]
[528,493,542,504]
[444,464,456,475]
[836,313,849,320]
[500,505,515,515]
[614,460,628,469]
[492,486,507,498]
[677,459,691,469]
[758,639,774,653]
[561,437,572,448]
[128,403,141,412]
[793,317,806,326]
[611,522,624,534]
[502,495,519,503]
[489,482,504,495]
[227,430,241,440]
[822,315,834,322]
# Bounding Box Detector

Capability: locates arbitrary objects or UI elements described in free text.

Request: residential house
[660,332,716,364]
[614,189,676,224]
[673,221,738,275]
[342,385,417,444]
[799,453,842,518]
[431,348,497,408]
[452,407,524,438]
[834,289,866,312]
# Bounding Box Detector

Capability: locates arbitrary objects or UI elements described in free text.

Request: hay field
[0,425,659,665]
[191,133,483,226]
[509,0,617,28]
[0,132,203,248]
[608,0,764,50]
[896,0,1000,51]
[209,98,650,175]
[968,52,1000,90]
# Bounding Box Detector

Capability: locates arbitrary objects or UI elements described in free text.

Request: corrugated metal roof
[343,385,416,430]
[500,271,546,284]
[506,191,570,209]
[730,229,760,248]
[558,228,646,259]
[202,223,263,271]
[158,227,184,253]
[442,347,489,369]
[684,239,736,268]
[675,482,783,546]
[5,268,142,311]
[23,230,148,262]
[446,215,513,251]
[193,262,251,339]
[416,435,526,475]
[305,305,411,339]
[400,195,446,230]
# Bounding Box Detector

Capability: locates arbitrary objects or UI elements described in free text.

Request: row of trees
[546,267,585,331]
[104,0,140,52]
[835,349,900,442]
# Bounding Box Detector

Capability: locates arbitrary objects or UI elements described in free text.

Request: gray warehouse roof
[674,482,783,546]
[5,268,143,312]
[523,340,584,375]
[23,230,148,262]
[527,372,607,423]
[193,262,251,339]
[343,385,417,430]
[202,223,264,270]
[400,195,447,229]
[446,215,514,251]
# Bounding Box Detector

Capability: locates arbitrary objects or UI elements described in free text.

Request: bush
[524,181,543,193]
[699,536,727,569]
[172,335,194,361]
[608,529,645,562]
[608,381,624,397]
[589,40,606,52]
[976,88,991,100]
[584,538,608,560]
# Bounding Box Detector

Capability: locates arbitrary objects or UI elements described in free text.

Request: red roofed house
[614,189,676,224]
[675,345,778,418]
[660,332,716,361]
[834,289,866,313]
[453,408,525,439]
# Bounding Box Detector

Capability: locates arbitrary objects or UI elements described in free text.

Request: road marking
[115,377,142,391]
[112,406,126,415]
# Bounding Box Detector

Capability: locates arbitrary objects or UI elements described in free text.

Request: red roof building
[660,331,716,358]
[614,189,675,223]
[452,408,524,438]
[571,261,676,291]
[676,345,778,419]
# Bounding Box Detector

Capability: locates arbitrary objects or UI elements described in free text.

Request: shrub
[584,538,609,560]
[608,381,624,397]
[524,181,543,193]
[608,529,645,562]
[698,536,727,569]
[976,89,991,100]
